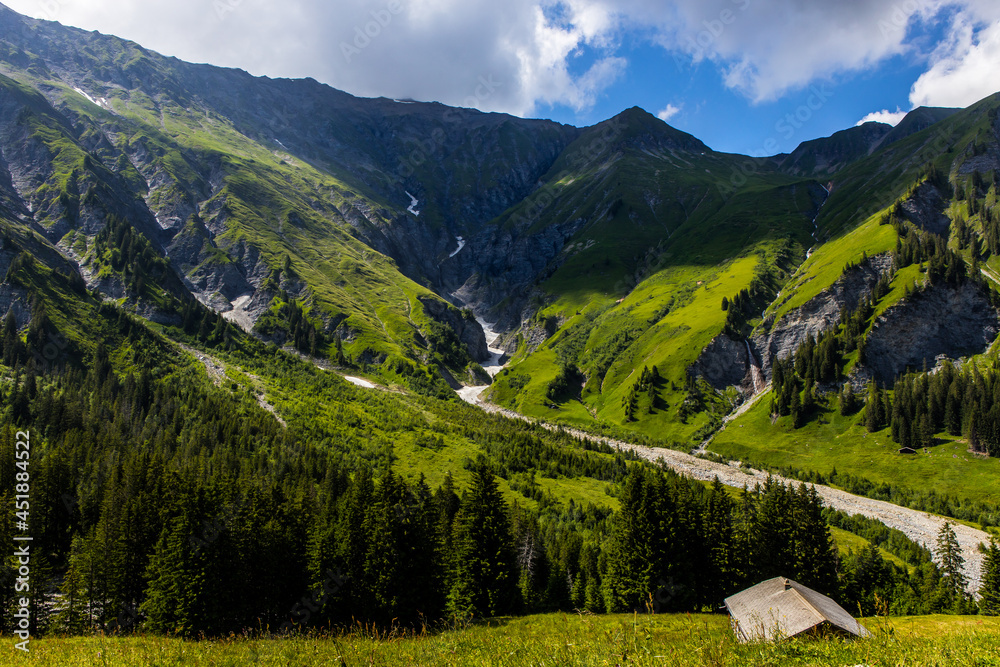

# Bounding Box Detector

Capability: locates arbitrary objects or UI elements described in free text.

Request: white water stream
[448,236,466,258]
[404,191,420,216]
[745,340,764,394]
[805,183,831,259]
[457,317,507,404]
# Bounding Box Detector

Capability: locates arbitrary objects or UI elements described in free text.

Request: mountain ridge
[0,1,998,447]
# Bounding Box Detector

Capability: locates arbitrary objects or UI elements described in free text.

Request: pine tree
[447,458,519,618]
[865,382,884,432]
[57,537,91,634]
[702,477,735,609]
[753,478,796,581]
[790,388,803,429]
[141,501,203,635]
[838,382,858,416]
[602,468,655,612]
[935,521,967,610]
[979,540,1000,615]
[336,465,375,620]
[791,485,838,596]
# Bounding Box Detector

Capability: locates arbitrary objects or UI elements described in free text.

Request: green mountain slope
[481,108,824,442]
[0,2,998,472]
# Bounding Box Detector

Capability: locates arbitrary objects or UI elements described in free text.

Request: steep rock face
[861,281,1000,383]
[417,295,489,362]
[753,254,894,379]
[901,182,949,235]
[0,283,31,328]
[450,217,586,326]
[778,122,892,177]
[689,334,751,391]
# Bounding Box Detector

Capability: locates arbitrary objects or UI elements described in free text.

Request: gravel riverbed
[460,388,988,592]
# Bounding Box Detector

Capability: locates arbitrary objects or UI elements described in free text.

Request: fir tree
[602,468,656,612]
[702,477,735,609]
[935,521,967,610]
[447,458,519,618]
[979,540,1000,615]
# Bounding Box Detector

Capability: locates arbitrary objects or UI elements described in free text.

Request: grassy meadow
[710,389,1000,507]
[4,613,999,666]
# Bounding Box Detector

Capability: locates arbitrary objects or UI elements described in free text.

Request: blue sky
[536,37,933,154]
[3,0,999,156]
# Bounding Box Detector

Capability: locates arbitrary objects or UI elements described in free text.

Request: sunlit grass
[10,613,1000,666]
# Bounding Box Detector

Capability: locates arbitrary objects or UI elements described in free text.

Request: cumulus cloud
[3,0,999,120]
[657,103,681,121]
[910,17,1000,108]
[630,0,941,102]
[3,0,629,117]
[856,108,907,126]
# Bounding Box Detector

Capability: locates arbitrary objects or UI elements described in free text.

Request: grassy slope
[712,100,1000,505]
[765,211,898,325]
[495,256,762,444]
[167,337,626,515]
[489,111,821,443]
[710,383,1000,505]
[815,93,999,246]
[0,65,467,378]
[1,192,624,519]
[714,203,1000,505]
[829,526,911,571]
[102,84,444,362]
[13,614,1000,666]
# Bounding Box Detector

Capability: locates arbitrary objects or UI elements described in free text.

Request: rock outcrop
[860,281,1000,383]
[417,296,489,362]
[901,182,949,236]
[689,334,751,391]
[753,253,894,378]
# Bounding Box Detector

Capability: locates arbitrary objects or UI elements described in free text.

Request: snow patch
[344,376,376,389]
[448,236,466,258]
[73,87,98,106]
[475,317,506,377]
[405,191,420,216]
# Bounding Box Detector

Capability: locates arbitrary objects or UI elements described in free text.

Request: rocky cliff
[752,253,895,379]
[689,334,752,392]
[861,280,1000,383]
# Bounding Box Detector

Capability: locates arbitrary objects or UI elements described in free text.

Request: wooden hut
[724,576,870,643]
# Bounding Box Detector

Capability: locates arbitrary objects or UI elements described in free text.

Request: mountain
[0,3,999,453]
[879,105,962,146]
[776,121,893,177]
[3,2,1000,641]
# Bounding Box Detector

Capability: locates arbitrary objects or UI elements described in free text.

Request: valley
[0,1,999,655]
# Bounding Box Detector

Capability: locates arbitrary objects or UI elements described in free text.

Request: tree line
[2,295,999,640]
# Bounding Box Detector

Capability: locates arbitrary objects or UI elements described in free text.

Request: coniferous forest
[1,10,1000,655]
[0,292,992,640]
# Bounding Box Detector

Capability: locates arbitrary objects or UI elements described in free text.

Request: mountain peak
[879,106,961,146]
[597,105,708,154]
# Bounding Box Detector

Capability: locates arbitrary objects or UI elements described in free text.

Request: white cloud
[1,0,629,118]
[3,0,999,121]
[856,108,907,126]
[667,0,957,103]
[909,17,1000,108]
[657,103,681,122]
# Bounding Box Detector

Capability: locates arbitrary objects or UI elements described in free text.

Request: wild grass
[9,613,1000,666]
[710,392,1000,506]
[829,526,912,571]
